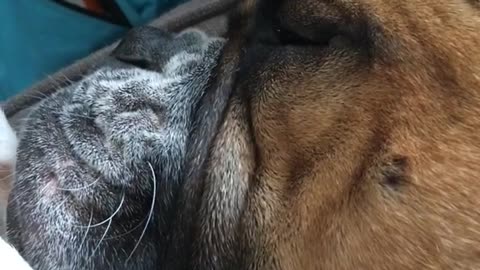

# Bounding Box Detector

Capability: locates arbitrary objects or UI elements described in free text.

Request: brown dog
[5,0,480,269]
[169,0,480,269]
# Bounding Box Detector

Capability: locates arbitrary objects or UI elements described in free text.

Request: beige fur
[209,0,480,269]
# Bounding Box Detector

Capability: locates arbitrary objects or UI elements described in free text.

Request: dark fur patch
[381,156,410,190]
[467,0,480,8]
[161,2,261,269]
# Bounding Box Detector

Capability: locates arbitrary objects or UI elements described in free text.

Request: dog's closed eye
[271,16,340,47]
[255,0,368,50]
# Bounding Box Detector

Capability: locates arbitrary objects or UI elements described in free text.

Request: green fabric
[0,0,186,101]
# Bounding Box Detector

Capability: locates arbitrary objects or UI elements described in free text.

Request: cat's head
[6,27,225,270]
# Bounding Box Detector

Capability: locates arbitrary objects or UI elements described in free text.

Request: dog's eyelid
[262,0,371,49]
[270,16,347,47]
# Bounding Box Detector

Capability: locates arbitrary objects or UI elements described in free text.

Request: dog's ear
[0,109,17,231]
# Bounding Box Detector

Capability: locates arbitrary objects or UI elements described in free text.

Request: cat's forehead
[111,27,225,72]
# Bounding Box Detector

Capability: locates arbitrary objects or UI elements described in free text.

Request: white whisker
[57,177,100,192]
[103,215,148,241]
[88,191,125,262]
[78,209,94,252]
[52,198,69,212]
[39,181,53,194]
[20,90,63,110]
[90,218,112,259]
[0,172,15,182]
[74,192,125,228]
[126,162,157,263]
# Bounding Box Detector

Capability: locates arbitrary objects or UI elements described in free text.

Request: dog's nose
[111,26,173,69]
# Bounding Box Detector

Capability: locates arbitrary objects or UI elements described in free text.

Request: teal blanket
[0,0,185,100]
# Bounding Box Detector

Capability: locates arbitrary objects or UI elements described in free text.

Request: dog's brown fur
[200,0,480,269]
[6,1,480,269]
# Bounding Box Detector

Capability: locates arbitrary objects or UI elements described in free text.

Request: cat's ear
[0,109,17,210]
[0,237,32,270]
